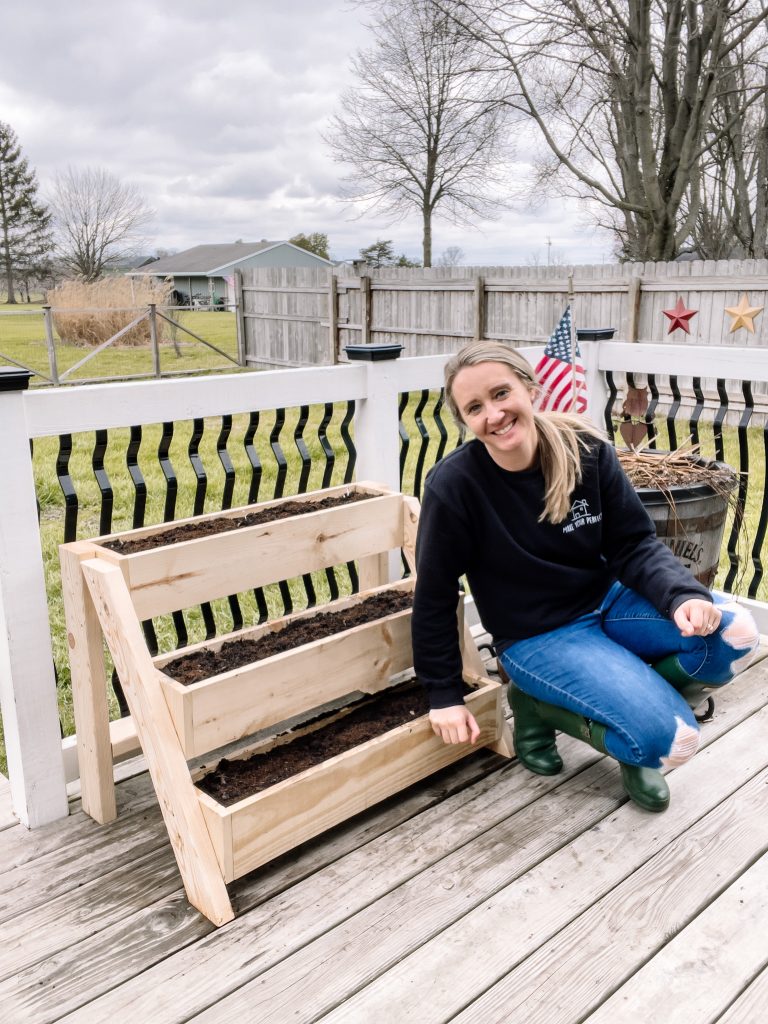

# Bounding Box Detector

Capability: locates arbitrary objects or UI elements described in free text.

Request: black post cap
[0,368,33,392]
[344,344,404,361]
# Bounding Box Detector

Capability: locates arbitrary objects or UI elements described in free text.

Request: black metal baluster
[713,379,728,462]
[294,405,317,608]
[667,376,681,450]
[432,389,449,466]
[340,400,359,590]
[92,429,113,536]
[189,418,216,639]
[217,414,243,631]
[604,371,618,441]
[724,381,752,593]
[341,400,356,485]
[689,377,704,446]
[244,411,268,623]
[317,403,341,601]
[56,434,78,543]
[270,409,292,614]
[158,422,188,648]
[398,391,411,491]
[127,425,159,658]
[749,416,768,599]
[412,390,430,500]
[646,374,659,447]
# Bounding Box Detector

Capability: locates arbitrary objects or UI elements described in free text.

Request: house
[128,240,332,306]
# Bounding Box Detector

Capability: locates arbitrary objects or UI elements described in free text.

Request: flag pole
[567,270,577,409]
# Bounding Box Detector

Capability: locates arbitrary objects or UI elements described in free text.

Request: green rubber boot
[506,683,564,776]
[530,698,671,813]
[653,654,715,719]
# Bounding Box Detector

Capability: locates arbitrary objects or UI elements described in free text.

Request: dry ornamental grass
[49,276,173,347]
[617,439,738,497]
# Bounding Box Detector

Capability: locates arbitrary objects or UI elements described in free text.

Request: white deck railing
[2,341,768,828]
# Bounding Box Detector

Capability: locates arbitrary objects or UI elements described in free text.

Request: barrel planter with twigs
[617,448,738,588]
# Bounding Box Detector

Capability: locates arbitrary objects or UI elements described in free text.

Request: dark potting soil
[195,678,438,805]
[100,491,372,554]
[164,589,413,684]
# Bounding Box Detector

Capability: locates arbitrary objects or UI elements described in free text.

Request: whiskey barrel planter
[61,483,512,926]
[619,451,738,587]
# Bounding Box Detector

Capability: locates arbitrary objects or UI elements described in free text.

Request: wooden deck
[3,647,768,1024]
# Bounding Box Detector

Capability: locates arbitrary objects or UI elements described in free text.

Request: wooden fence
[239,260,768,368]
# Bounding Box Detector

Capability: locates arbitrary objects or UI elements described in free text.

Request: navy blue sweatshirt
[412,436,712,709]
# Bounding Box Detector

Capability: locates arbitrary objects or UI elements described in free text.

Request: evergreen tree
[289,232,331,260]
[0,123,52,304]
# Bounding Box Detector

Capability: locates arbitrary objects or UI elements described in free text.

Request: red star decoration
[662,297,698,334]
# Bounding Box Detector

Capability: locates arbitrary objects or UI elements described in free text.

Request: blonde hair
[444,340,604,523]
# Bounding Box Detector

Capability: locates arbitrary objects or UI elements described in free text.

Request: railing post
[0,369,68,826]
[346,344,404,581]
[148,303,160,377]
[42,305,59,385]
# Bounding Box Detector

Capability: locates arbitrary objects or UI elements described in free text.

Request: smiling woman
[412,340,759,813]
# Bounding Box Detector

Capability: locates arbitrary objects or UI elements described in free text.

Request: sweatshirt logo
[562,498,602,534]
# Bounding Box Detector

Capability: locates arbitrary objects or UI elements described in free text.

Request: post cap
[0,368,33,392]
[344,344,403,362]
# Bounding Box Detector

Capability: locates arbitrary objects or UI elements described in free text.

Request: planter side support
[81,558,234,926]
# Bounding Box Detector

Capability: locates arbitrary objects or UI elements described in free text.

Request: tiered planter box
[61,483,512,926]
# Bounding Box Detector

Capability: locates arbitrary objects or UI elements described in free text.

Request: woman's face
[451,361,538,471]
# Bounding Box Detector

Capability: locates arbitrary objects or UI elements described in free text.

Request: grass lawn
[0,305,240,381]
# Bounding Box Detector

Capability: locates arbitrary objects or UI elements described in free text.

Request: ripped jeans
[498,582,759,770]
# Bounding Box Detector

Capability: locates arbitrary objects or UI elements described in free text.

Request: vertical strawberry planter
[61,483,512,925]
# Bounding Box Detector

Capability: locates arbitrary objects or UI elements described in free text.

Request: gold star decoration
[662,297,698,334]
[725,293,764,334]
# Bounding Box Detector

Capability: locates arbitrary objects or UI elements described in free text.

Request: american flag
[534,306,587,414]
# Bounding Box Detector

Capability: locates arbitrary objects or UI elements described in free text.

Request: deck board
[2,654,768,1024]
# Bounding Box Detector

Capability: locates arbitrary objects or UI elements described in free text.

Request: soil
[164,589,413,684]
[195,678,448,805]
[100,491,373,554]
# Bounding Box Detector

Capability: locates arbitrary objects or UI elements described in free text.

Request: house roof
[130,241,330,276]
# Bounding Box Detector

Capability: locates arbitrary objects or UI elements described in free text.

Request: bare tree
[51,167,153,281]
[435,245,466,266]
[325,0,510,266]
[435,1,768,261]
[686,51,768,258]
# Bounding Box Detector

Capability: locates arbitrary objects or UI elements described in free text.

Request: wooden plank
[122,493,404,619]
[160,593,416,758]
[81,559,234,926]
[60,542,117,824]
[210,681,502,881]
[450,766,768,1023]
[42,739,599,1024]
[581,851,768,1024]
[86,482,385,546]
[285,705,768,1024]
[716,963,768,1024]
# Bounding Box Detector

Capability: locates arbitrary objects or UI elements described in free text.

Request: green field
[0,304,240,381]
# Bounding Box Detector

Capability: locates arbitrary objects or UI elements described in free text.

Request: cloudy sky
[2,0,612,266]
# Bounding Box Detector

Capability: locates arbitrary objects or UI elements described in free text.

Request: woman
[412,341,759,812]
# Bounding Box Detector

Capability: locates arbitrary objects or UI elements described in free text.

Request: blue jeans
[498,582,758,769]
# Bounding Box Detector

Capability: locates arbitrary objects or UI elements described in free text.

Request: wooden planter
[194,670,502,883]
[61,483,512,926]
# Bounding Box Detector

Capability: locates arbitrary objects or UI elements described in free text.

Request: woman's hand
[429,705,481,745]
[674,598,722,638]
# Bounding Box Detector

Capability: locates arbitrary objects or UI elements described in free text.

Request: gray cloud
[3,0,611,265]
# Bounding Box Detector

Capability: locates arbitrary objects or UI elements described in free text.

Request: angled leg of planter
[60,542,117,823]
[81,558,234,927]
